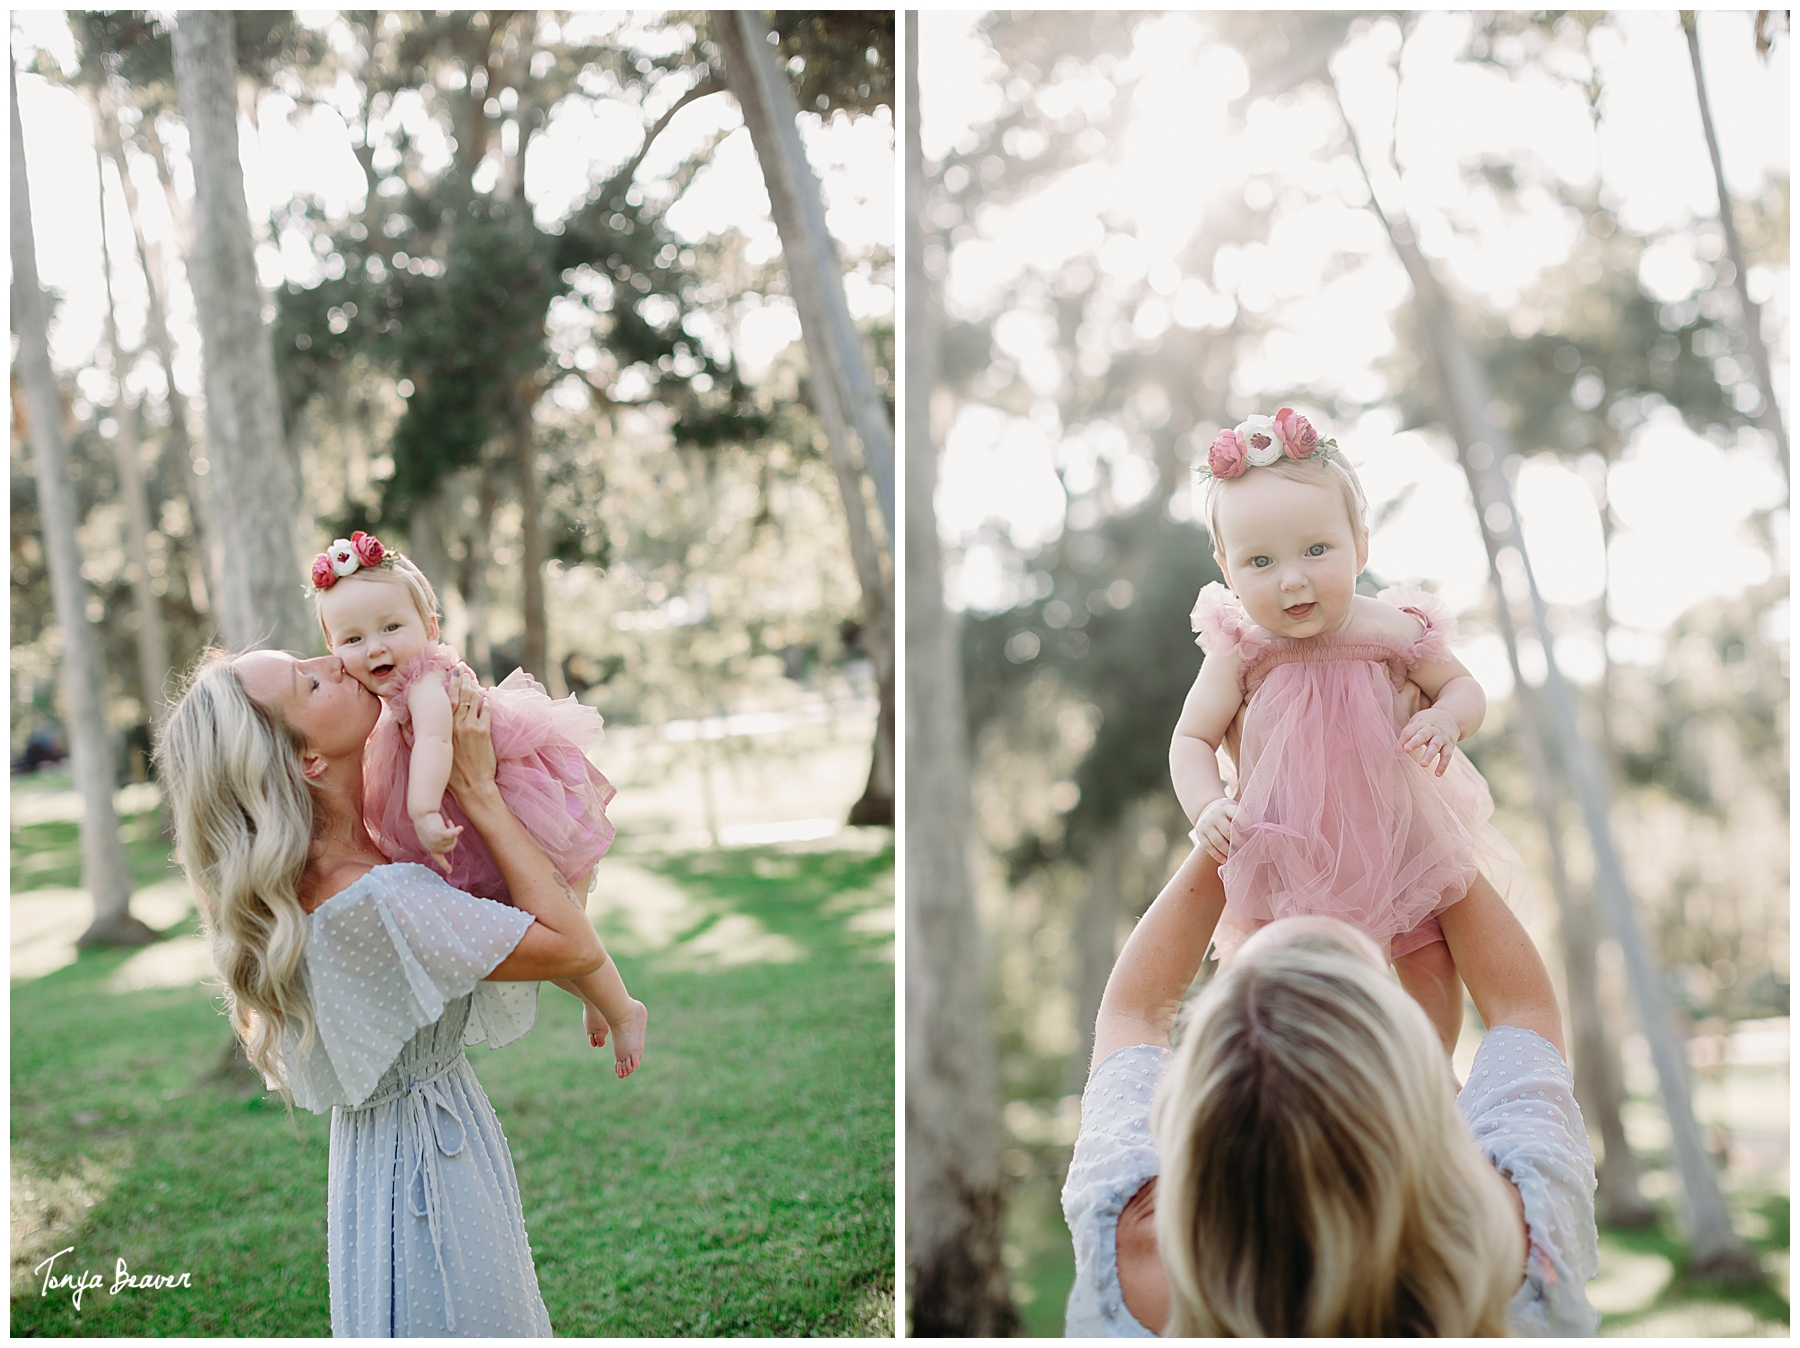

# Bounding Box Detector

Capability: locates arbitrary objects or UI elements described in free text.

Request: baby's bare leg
[1394,939,1463,1054]
[552,869,645,1074]
[561,868,612,1046]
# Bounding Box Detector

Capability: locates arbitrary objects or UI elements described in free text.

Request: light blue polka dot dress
[276,863,553,1337]
[1061,1026,1600,1336]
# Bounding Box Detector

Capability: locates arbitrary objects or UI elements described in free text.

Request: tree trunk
[903,20,1019,1335]
[1682,12,1787,483]
[12,83,156,949]
[714,9,896,826]
[105,88,220,616]
[141,109,195,258]
[806,347,895,826]
[1493,592,1656,1227]
[711,10,896,541]
[1332,65,1755,1276]
[509,402,551,687]
[94,138,174,731]
[1353,168,1753,1284]
[462,467,498,680]
[173,11,313,653]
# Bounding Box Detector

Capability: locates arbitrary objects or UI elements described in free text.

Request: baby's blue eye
[1251,556,1271,568]
[1307,543,1326,557]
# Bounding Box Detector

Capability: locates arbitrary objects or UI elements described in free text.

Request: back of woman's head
[1152,929,1518,1336]
[154,651,316,1093]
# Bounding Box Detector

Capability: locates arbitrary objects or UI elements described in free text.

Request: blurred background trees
[13,10,895,911]
[914,9,1786,1331]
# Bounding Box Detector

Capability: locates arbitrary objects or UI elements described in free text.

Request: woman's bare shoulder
[299,857,384,913]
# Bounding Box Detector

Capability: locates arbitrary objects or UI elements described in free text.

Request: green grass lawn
[11,842,895,1337]
[10,810,184,893]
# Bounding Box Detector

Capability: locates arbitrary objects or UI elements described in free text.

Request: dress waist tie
[361,1054,469,1329]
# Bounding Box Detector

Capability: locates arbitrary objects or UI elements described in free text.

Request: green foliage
[270,12,786,514]
[963,508,1222,868]
[768,12,895,116]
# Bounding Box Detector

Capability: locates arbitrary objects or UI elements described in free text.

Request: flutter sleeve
[1190,582,1250,657]
[281,864,540,1114]
[1061,1044,1171,1337]
[1458,1026,1601,1337]
[1377,584,1458,668]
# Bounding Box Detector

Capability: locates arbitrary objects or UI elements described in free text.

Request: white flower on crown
[328,539,360,577]
[1236,414,1282,466]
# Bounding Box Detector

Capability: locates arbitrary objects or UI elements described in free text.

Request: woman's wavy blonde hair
[153,651,318,1097]
[1151,927,1520,1336]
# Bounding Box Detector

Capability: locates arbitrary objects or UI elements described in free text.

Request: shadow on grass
[1596,1193,1790,1336]
[11,844,893,1337]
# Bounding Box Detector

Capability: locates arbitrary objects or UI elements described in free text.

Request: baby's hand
[412,810,463,871]
[1399,708,1460,776]
[1193,797,1237,864]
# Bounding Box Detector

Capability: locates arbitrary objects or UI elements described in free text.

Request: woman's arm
[1090,845,1226,1072]
[1438,875,1565,1058]
[443,673,604,980]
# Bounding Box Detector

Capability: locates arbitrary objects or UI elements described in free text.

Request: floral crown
[1196,407,1339,480]
[310,531,394,591]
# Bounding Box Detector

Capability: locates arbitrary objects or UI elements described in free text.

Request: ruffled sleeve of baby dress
[1377,584,1457,670]
[1458,1026,1601,1337]
[381,644,464,730]
[278,864,540,1115]
[1190,581,1272,664]
[1061,1044,1172,1337]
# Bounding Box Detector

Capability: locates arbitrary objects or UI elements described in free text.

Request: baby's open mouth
[1284,602,1316,619]
[370,662,395,680]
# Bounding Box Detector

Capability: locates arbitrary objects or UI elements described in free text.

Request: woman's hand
[446,670,498,806]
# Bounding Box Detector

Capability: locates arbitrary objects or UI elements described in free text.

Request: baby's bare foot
[584,1001,611,1049]
[610,999,647,1079]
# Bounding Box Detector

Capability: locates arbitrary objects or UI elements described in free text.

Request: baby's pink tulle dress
[1192,582,1528,963]
[363,646,616,905]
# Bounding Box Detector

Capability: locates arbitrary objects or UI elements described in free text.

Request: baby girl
[1170,410,1529,1050]
[311,531,645,1076]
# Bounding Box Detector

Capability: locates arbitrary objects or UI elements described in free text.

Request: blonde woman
[156,649,623,1336]
[1061,848,1598,1335]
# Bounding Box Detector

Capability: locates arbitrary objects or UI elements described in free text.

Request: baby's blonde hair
[1205,453,1370,560]
[313,551,442,647]
[153,651,319,1099]
[1152,927,1520,1336]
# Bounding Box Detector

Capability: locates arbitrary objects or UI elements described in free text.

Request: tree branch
[595,75,727,208]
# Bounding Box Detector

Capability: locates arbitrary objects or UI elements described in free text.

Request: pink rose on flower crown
[311,554,337,590]
[1207,428,1247,478]
[350,530,385,567]
[1274,407,1319,456]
